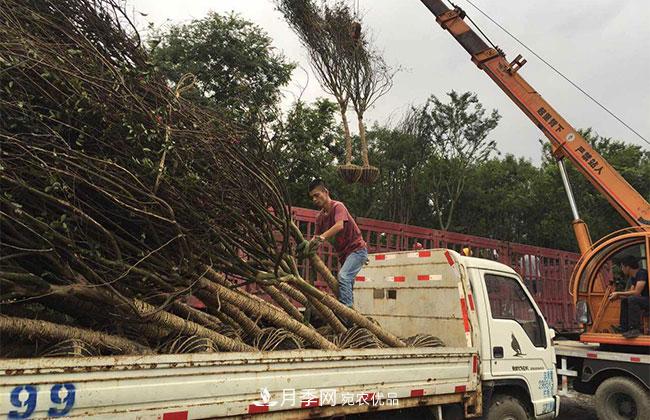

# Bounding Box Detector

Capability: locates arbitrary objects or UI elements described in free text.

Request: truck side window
[485,274,547,348]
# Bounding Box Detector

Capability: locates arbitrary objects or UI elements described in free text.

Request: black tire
[486,394,530,420]
[595,377,650,420]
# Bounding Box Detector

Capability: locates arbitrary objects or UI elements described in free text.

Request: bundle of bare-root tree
[276,0,396,185]
[0,0,440,358]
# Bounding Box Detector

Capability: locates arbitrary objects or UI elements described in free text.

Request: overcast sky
[129,0,650,164]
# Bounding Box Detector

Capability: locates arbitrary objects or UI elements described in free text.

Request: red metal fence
[292,207,580,331]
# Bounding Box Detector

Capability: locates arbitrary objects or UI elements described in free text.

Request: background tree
[149,11,646,254]
[454,155,539,242]
[150,12,294,124]
[528,130,650,250]
[416,91,500,231]
[361,113,430,225]
[271,99,345,208]
[451,130,649,251]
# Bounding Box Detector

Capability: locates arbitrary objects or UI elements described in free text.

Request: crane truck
[418,0,650,419]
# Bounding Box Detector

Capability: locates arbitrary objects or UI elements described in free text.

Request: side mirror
[548,328,556,340]
[576,300,591,325]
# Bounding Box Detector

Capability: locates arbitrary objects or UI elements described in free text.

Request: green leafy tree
[417,91,500,230]
[270,99,345,207]
[362,118,430,225]
[455,155,539,242]
[150,13,295,122]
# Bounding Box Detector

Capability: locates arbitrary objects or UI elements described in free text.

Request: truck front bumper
[536,395,560,419]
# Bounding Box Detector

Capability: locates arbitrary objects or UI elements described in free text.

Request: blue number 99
[9,385,37,419]
[48,383,76,417]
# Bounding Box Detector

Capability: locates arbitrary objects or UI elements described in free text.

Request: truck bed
[0,346,478,419]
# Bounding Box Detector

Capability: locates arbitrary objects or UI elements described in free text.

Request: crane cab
[572,228,650,347]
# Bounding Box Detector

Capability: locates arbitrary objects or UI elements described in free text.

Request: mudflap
[464,385,483,418]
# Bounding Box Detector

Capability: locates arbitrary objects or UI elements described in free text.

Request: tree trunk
[204,267,306,319]
[340,102,353,165]
[0,315,151,355]
[289,276,405,347]
[290,221,339,296]
[195,289,264,339]
[309,254,339,297]
[303,292,347,334]
[128,297,254,352]
[60,285,254,352]
[276,282,308,306]
[198,278,337,350]
[169,301,223,331]
[357,114,369,167]
[261,284,304,322]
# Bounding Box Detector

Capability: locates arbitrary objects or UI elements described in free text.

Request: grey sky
[130,0,650,164]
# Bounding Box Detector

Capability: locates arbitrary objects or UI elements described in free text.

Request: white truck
[0,249,559,419]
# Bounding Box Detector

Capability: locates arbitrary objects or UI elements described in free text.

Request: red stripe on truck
[410,389,425,397]
[468,294,475,311]
[444,250,454,266]
[301,399,320,408]
[248,404,270,414]
[631,357,641,362]
[455,385,467,393]
[375,255,386,261]
[460,297,470,332]
[587,352,598,359]
[472,355,478,373]
[356,276,366,282]
[163,411,188,420]
[393,276,406,282]
[419,250,431,257]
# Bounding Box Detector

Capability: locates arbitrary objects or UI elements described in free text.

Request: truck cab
[355,249,559,419]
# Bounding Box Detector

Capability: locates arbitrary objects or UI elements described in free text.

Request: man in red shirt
[306,179,368,307]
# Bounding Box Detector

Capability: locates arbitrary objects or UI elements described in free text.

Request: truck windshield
[485,274,547,348]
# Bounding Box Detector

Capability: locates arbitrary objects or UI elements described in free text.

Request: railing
[292,207,580,331]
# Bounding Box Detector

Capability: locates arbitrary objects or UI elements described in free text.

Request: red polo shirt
[315,200,366,261]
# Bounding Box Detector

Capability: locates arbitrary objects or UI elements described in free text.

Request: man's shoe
[623,329,641,339]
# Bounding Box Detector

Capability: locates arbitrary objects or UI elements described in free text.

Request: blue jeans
[338,248,368,307]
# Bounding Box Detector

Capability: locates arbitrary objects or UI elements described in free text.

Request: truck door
[482,272,556,412]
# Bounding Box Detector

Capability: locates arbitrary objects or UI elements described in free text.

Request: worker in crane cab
[304,179,368,308]
[609,255,648,339]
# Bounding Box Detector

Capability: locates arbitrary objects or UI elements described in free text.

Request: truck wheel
[595,377,649,420]
[486,394,530,420]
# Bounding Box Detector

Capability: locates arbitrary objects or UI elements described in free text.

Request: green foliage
[455,155,539,242]
[533,129,650,249]
[150,12,295,121]
[414,91,501,230]
[453,129,649,251]
[271,99,345,207]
